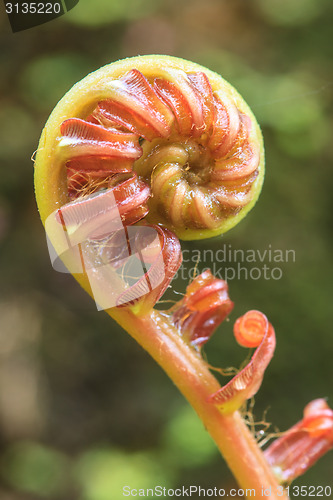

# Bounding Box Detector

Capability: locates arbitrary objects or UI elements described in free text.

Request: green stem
[109,307,289,499]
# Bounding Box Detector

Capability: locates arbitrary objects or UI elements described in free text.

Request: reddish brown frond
[208,310,276,414]
[171,270,234,348]
[154,78,194,136]
[110,173,151,226]
[97,100,161,141]
[103,69,174,138]
[264,399,333,483]
[57,173,150,241]
[209,94,241,156]
[59,118,142,160]
[187,72,215,130]
[67,157,133,174]
[116,225,182,314]
[155,69,205,135]
[212,116,260,181]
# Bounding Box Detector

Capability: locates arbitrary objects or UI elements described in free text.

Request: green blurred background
[0,0,332,498]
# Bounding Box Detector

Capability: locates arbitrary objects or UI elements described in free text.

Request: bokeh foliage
[0,0,332,498]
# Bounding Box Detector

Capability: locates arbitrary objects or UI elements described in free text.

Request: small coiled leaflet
[56,66,262,239]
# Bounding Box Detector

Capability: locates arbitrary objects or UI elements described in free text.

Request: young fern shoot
[34,55,332,499]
